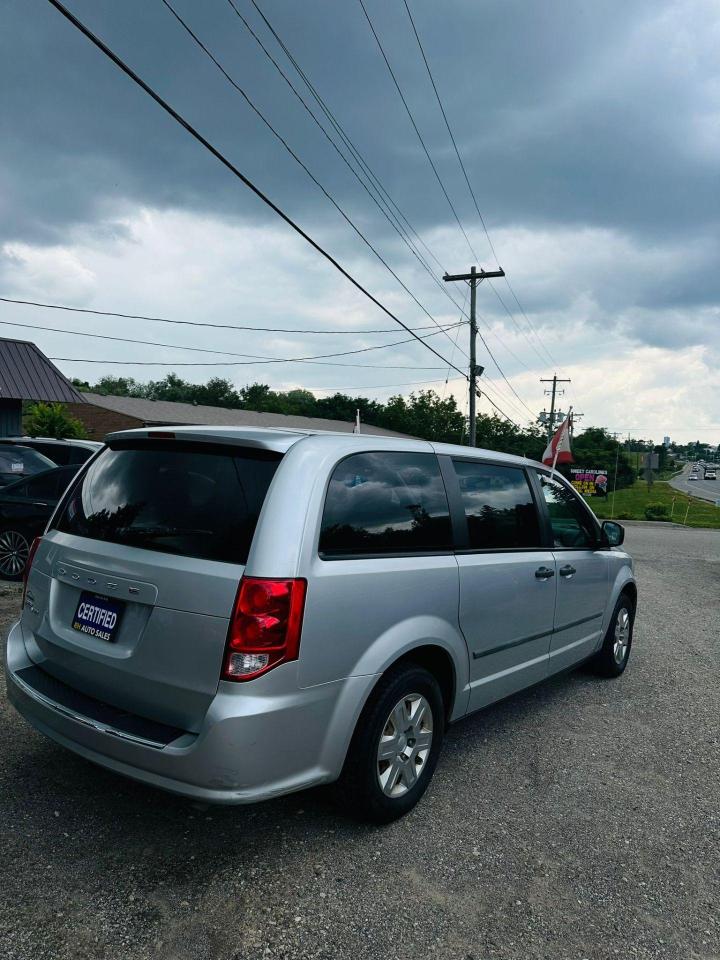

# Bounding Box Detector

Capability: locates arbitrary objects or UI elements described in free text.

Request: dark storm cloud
[2,0,718,255]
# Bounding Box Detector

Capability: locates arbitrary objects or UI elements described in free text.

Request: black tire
[591,592,635,678]
[337,663,445,823]
[0,528,30,582]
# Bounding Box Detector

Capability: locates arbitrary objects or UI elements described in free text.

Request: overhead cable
[45,0,467,380]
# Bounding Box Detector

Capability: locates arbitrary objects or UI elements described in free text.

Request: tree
[91,376,146,397]
[238,382,284,412]
[475,415,546,460]
[315,393,383,425]
[24,402,88,439]
[187,377,240,408]
[282,389,318,417]
[380,391,465,442]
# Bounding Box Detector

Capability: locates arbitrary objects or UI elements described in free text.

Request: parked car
[3,436,102,466]
[0,465,80,580]
[0,444,57,487]
[5,428,636,822]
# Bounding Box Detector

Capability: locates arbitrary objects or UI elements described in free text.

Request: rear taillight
[222,577,307,682]
[22,536,42,607]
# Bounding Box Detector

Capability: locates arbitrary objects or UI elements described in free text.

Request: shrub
[24,402,88,440]
[644,502,670,521]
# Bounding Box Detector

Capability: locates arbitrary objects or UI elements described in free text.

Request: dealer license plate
[71,591,125,643]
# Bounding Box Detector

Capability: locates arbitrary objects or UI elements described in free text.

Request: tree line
[65,373,649,489]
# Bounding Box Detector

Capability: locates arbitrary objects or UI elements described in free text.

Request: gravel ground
[1,524,719,960]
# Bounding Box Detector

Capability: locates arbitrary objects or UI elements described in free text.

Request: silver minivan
[5,427,636,822]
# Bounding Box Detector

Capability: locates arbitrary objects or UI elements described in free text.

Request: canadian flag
[542,408,574,468]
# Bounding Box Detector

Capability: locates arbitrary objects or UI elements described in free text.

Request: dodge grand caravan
[5,427,636,822]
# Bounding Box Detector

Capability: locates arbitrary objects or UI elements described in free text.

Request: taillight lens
[222,577,307,682]
[22,536,42,607]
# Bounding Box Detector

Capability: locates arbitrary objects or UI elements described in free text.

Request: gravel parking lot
[1,524,719,960]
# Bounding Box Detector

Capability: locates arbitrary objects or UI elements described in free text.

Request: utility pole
[540,374,571,440]
[444,265,505,446]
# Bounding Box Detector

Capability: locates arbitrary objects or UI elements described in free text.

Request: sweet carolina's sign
[570,467,609,497]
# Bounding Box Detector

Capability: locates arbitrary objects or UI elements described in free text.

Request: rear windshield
[54,442,281,564]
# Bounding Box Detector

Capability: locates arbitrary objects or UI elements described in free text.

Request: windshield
[54,441,281,564]
[0,446,56,478]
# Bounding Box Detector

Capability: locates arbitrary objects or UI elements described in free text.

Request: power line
[247,0,447,276]
[242,0,543,380]
[45,0,468,382]
[0,315,462,366]
[400,0,494,261]
[0,296,459,336]
[477,389,520,427]
[486,281,556,368]
[158,0,468,362]
[50,355,452,369]
[400,0,558,371]
[307,375,465,392]
[357,0,539,414]
[223,0,473,345]
[444,267,535,420]
[442,284,468,399]
[356,0,480,263]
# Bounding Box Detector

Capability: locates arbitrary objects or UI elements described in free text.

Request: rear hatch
[22,437,282,733]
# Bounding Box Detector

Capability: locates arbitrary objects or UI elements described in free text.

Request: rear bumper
[5,620,375,804]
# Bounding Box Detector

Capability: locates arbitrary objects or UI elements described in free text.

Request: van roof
[106,424,544,468]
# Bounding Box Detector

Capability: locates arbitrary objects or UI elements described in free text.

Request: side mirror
[601,520,625,547]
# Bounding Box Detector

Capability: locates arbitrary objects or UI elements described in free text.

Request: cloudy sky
[1,0,719,443]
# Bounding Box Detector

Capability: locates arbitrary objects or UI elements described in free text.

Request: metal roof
[0,338,85,403]
[80,393,412,438]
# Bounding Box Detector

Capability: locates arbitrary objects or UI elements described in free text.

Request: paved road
[2,524,719,960]
[670,462,720,504]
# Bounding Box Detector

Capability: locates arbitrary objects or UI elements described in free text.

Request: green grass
[586,480,720,529]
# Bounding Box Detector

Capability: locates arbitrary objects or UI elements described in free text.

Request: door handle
[32,502,48,508]
[559,564,577,578]
[535,566,555,580]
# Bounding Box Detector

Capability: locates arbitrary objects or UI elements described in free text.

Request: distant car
[0,465,80,579]
[3,437,102,466]
[704,470,716,480]
[0,445,57,487]
[689,474,698,481]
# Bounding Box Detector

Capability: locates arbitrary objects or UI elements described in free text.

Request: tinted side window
[31,443,69,465]
[25,473,61,499]
[453,460,541,549]
[537,472,597,548]
[67,447,92,465]
[4,480,29,498]
[320,452,452,557]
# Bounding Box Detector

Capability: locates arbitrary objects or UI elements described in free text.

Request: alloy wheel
[376,693,433,798]
[613,607,631,665]
[0,530,29,578]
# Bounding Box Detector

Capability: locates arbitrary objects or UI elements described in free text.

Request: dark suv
[0,445,57,487]
[3,437,102,466]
